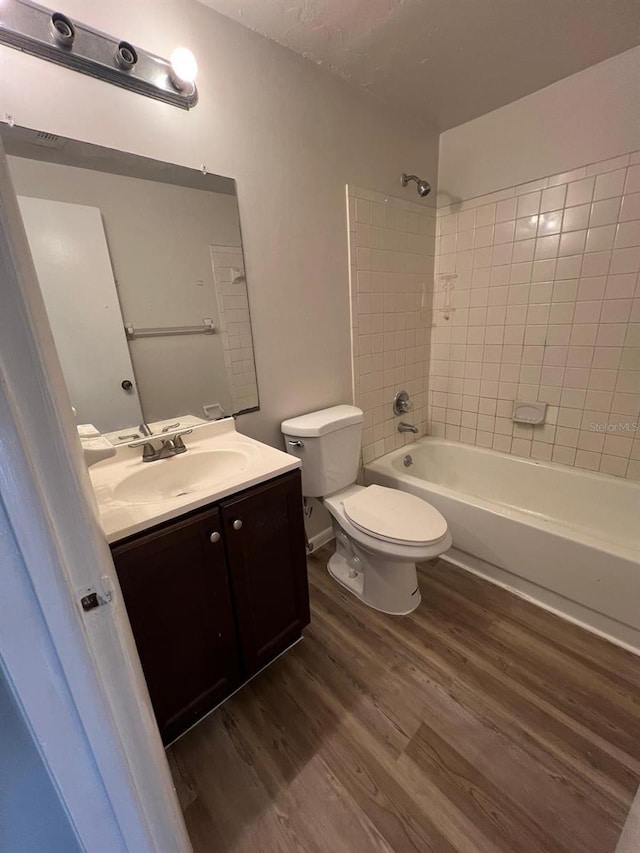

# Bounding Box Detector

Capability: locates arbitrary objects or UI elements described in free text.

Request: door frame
[0,140,191,850]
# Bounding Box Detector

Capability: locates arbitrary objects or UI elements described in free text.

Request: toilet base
[328,522,422,615]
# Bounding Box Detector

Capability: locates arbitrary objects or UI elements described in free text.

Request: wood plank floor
[168,546,640,853]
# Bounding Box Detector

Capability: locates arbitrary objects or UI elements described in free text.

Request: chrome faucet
[398,422,419,434]
[139,422,153,437]
[133,430,192,462]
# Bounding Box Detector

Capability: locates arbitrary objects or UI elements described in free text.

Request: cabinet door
[112,507,240,744]
[222,470,310,677]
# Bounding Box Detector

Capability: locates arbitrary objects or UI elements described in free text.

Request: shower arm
[401,172,431,197]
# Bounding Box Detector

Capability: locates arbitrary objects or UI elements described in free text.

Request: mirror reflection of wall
[4,127,259,438]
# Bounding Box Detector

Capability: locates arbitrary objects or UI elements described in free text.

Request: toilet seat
[342,485,448,546]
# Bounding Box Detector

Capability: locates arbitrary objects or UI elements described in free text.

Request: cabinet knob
[209,531,220,543]
[232,519,243,531]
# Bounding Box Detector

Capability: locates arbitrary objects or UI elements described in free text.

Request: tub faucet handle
[393,389,412,416]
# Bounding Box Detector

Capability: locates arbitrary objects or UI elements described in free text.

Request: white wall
[0,0,438,453]
[438,47,640,204]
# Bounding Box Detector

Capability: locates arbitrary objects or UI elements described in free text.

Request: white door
[0,140,191,851]
[17,196,143,433]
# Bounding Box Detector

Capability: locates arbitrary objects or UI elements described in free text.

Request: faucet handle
[173,429,192,453]
[141,442,156,462]
[393,389,412,416]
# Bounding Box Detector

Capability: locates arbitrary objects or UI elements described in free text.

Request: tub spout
[398,422,419,434]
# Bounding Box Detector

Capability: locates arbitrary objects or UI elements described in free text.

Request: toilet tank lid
[281,405,363,437]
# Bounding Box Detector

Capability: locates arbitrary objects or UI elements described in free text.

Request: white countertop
[89,418,300,543]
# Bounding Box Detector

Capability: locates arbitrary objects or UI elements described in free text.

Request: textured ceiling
[196,0,640,130]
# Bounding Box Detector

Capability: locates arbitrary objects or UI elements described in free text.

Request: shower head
[401,173,431,197]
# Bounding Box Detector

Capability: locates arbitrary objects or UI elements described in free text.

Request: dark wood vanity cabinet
[111,470,309,745]
[112,505,242,745]
[222,472,310,676]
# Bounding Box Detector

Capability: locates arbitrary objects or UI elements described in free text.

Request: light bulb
[170,47,198,92]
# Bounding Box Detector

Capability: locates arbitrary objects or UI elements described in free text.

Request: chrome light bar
[0,0,198,109]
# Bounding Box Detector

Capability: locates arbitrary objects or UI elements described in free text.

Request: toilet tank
[281,405,363,497]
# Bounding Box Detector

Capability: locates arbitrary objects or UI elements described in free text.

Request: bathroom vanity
[90,420,310,745]
[5,125,312,745]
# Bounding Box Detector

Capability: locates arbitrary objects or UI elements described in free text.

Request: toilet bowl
[323,484,451,614]
[281,404,451,615]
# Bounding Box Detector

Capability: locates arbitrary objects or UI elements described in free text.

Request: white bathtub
[365,438,640,654]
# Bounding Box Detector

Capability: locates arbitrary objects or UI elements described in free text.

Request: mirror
[2,125,259,441]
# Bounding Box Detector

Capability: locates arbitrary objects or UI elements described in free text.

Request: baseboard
[307,527,334,553]
[441,548,640,657]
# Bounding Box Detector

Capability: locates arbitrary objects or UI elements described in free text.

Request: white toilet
[281,405,451,615]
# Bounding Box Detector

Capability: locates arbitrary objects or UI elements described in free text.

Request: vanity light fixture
[169,47,198,95]
[0,0,198,109]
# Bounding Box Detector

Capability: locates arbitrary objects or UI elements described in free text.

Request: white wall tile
[430,150,640,478]
[610,247,640,274]
[585,154,630,177]
[585,225,617,253]
[562,204,591,232]
[495,198,517,223]
[555,255,582,279]
[540,185,567,213]
[535,235,560,260]
[581,251,611,277]
[566,178,595,208]
[548,167,587,187]
[516,192,541,218]
[537,211,562,236]
[492,243,514,266]
[590,197,621,227]
[457,209,477,232]
[624,165,640,194]
[476,204,496,226]
[615,220,640,249]
[620,193,640,222]
[559,230,586,256]
[593,168,626,200]
[600,455,628,476]
[350,186,434,463]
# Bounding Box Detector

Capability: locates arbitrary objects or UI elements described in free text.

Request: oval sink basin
[114,450,249,504]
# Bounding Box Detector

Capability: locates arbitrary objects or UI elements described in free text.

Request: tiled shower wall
[348,186,435,463]
[210,245,259,413]
[431,151,640,479]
